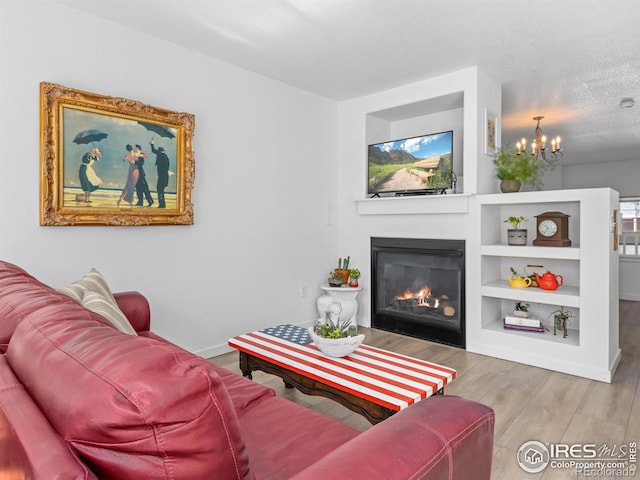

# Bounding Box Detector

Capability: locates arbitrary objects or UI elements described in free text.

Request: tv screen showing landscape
[368,130,453,196]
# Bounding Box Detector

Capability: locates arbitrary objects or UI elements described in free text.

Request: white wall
[0,1,339,356]
[563,158,640,301]
[562,158,640,197]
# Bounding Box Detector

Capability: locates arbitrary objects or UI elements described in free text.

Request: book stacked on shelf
[504,315,545,333]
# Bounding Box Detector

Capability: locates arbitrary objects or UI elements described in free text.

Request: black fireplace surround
[371,237,465,348]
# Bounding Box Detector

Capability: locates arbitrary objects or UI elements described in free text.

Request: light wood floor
[211,300,640,480]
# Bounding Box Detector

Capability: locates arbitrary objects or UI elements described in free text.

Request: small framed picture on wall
[484,109,498,156]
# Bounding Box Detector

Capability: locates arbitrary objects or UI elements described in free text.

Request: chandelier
[516,116,562,163]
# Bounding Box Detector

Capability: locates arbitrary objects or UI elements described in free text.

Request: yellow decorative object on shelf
[508,276,532,288]
[508,267,531,288]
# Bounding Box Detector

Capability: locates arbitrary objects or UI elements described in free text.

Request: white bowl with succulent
[309,318,365,358]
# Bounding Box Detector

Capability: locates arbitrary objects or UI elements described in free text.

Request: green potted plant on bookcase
[493,147,542,192]
[504,215,528,245]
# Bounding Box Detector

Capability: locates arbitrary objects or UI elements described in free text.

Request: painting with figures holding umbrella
[40,82,195,226]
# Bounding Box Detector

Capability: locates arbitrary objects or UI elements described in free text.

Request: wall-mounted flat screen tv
[368,130,453,196]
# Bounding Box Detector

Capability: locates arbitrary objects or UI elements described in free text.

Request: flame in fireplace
[395,285,440,308]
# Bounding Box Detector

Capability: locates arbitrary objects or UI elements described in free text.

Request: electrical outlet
[299,285,307,297]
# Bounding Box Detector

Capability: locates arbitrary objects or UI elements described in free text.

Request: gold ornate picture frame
[40,82,195,225]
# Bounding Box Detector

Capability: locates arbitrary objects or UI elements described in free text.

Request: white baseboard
[194,343,235,359]
[620,292,640,302]
[194,319,317,359]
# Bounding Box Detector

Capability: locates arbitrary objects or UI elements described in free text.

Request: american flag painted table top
[228,324,456,412]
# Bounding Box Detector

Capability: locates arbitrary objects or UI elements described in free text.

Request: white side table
[316,285,362,325]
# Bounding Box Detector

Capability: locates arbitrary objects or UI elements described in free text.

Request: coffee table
[228,324,456,424]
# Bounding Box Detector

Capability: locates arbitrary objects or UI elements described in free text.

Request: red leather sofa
[0,260,495,479]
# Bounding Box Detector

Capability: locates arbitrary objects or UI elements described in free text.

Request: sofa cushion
[238,395,359,478]
[6,317,253,480]
[57,268,137,335]
[0,261,93,352]
[140,331,275,416]
[208,362,275,416]
[0,356,97,479]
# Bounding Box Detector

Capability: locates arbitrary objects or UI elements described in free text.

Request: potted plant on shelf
[493,147,543,193]
[328,270,343,287]
[549,306,574,338]
[512,301,530,318]
[507,267,531,288]
[335,256,351,285]
[504,215,528,245]
[348,268,360,287]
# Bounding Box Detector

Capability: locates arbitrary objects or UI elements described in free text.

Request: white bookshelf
[468,188,620,382]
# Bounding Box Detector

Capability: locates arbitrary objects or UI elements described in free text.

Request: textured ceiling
[54,0,640,166]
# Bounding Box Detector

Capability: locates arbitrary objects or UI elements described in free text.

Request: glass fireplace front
[371,237,465,348]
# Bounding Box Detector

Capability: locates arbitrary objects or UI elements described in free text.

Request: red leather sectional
[0,260,495,479]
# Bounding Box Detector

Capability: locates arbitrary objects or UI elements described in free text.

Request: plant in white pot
[504,215,528,245]
[512,301,530,318]
[309,318,364,358]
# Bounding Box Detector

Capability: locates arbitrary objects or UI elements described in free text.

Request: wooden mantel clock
[533,211,572,247]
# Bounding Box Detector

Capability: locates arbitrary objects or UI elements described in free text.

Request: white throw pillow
[58,268,138,335]
[81,291,138,335]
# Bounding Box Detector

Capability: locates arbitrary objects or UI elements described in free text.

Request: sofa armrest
[290,396,494,480]
[114,291,151,333]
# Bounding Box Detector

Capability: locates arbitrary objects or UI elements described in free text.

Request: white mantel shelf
[356,193,471,215]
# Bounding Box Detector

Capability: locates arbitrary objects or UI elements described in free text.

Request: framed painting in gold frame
[40,82,195,226]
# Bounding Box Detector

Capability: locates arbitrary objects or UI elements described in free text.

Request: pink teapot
[535,271,563,291]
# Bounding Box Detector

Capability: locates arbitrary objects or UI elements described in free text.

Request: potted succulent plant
[309,318,364,357]
[493,147,543,192]
[335,256,351,285]
[504,215,528,245]
[348,268,360,287]
[327,271,343,287]
[512,301,530,318]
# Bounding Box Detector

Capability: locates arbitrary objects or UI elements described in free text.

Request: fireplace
[371,237,465,348]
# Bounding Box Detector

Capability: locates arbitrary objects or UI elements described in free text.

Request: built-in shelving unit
[468,188,620,382]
